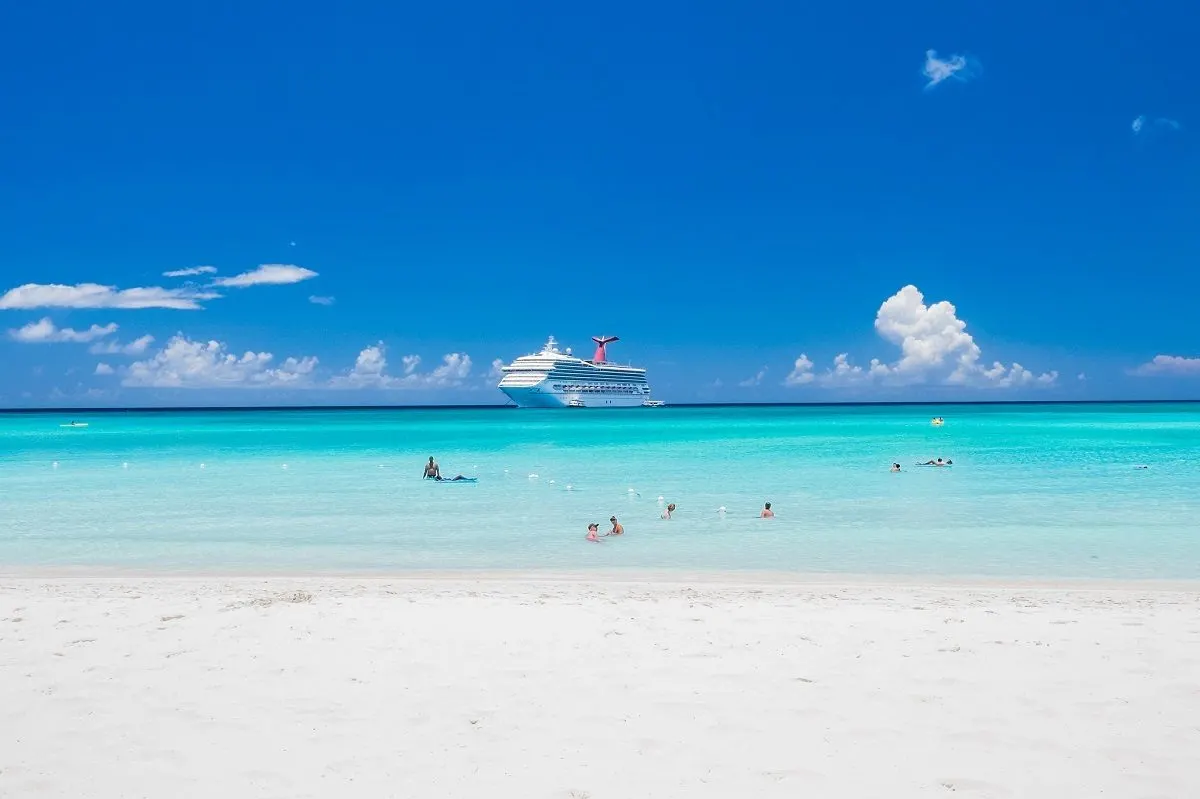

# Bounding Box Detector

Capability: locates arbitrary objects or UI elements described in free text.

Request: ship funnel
[591,335,619,363]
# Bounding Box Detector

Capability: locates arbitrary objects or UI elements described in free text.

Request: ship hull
[500,384,648,409]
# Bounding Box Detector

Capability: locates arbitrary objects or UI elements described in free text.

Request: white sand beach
[2,576,1199,798]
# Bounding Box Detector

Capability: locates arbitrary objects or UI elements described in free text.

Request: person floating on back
[608,516,624,535]
[760,502,774,518]
[919,458,952,467]
[423,457,441,479]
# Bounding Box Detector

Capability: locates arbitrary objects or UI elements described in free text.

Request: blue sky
[2,0,1198,406]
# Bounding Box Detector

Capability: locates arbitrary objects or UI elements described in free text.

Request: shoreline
[3,567,1199,593]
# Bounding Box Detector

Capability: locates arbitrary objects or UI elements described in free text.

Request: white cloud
[1132,355,1200,377]
[786,285,1057,390]
[123,335,318,388]
[923,49,972,89]
[308,295,335,306]
[214,264,318,288]
[783,355,815,386]
[739,366,768,387]
[163,266,217,278]
[1133,115,1181,135]
[8,317,118,343]
[0,283,219,310]
[94,363,114,376]
[89,334,155,356]
[331,343,472,389]
[1077,372,1087,381]
[488,358,505,381]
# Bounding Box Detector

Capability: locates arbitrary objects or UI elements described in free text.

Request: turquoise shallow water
[1,404,1197,579]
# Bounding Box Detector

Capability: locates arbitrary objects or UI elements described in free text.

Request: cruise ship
[497,336,659,408]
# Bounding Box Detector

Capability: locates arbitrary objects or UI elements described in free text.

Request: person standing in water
[586,523,600,542]
[423,457,441,479]
[760,502,774,518]
[661,503,676,520]
[608,516,624,536]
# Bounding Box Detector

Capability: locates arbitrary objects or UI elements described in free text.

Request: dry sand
[2,576,1198,798]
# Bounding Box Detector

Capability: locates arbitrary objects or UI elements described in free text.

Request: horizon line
[1,399,1198,414]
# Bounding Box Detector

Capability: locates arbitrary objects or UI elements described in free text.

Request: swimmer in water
[760,502,774,518]
[586,523,600,542]
[608,516,624,536]
[423,456,441,479]
[661,503,676,520]
[920,458,952,467]
[891,463,901,472]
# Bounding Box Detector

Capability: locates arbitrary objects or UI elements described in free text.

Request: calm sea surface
[1,404,1197,578]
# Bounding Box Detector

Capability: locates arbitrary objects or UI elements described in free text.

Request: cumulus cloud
[784,355,815,386]
[123,335,318,388]
[308,295,335,306]
[331,343,472,389]
[89,334,155,356]
[1132,355,1200,377]
[0,283,219,310]
[784,285,1057,390]
[94,363,115,376]
[214,264,318,288]
[163,266,217,278]
[739,367,768,387]
[488,358,505,381]
[8,317,118,343]
[923,49,973,89]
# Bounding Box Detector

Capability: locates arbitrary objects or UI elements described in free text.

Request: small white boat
[60,422,89,429]
[642,400,666,407]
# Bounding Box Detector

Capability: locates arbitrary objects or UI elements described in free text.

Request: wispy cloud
[8,317,118,343]
[94,363,115,376]
[123,335,319,388]
[331,343,472,390]
[1133,115,1182,135]
[739,367,768,387]
[784,285,1057,390]
[163,266,217,278]
[923,49,973,89]
[213,264,318,288]
[308,295,335,306]
[1132,355,1200,377]
[89,334,155,356]
[0,283,219,310]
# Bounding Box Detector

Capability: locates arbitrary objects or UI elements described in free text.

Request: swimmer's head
[428,456,435,463]
[667,503,675,511]
[764,502,771,510]
[588,523,599,531]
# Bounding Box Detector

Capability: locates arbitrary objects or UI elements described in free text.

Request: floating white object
[52,461,59,469]
[566,484,574,491]
[657,495,665,504]
[628,487,636,493]
[282,464,289,470]
[200,463,206,469]
[528,473,538,478]
[717,506,727,513]
[548,479,556,484]
[122,462,129,469]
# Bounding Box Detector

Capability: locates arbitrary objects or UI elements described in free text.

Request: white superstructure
[497,336,655,408]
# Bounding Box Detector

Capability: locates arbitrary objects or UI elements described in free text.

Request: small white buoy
[200,463,206,469]
[566,484,574,491]
[122,462,129,469]
[657,495,665,504]
[281,464,289,470]
[717,506,727,514]
[548,479,556,485]
[52,461,59,469]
